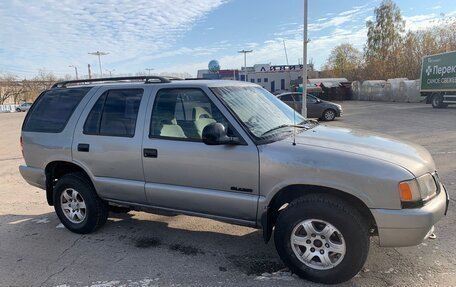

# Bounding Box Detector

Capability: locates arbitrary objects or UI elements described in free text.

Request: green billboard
[421,51,456,92]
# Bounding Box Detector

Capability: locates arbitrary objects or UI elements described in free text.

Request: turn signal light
[399,182,413,201]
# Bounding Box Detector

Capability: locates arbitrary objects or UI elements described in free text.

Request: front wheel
[53,173,109,234]
[321,109,336,121]
[274,195,369,284]
[16,108,21,112]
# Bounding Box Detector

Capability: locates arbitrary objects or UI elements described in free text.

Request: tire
[53,173,109,234]
[16,108,21,112]
[274,195,369,284]
[321,109,336,121]
[431,93,448,109]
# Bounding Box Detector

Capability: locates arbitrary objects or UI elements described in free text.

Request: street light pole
[301,0,308,118]
[69,65,78,80]
[145,68,154,75]
[238,50,252,82]
[88,51,109,77]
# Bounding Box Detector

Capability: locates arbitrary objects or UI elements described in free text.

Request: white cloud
[309,4,372,32]
[402,12,456,31]
[0,0,227,76]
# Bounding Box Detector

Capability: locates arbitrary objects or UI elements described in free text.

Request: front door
[306,95,321,118]
[142,87,259,223]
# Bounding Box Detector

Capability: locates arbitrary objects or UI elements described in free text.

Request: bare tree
[0,74,24,105]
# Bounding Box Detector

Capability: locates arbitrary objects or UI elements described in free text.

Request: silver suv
[19,76,448,284]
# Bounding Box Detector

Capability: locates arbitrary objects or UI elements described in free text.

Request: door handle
[143,148,158,158]
[77,143,90,152]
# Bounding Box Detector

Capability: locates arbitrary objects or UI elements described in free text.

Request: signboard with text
[421,51,456,92]
[254,64,304,73]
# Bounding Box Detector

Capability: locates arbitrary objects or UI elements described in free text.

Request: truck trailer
[421,51,456,108]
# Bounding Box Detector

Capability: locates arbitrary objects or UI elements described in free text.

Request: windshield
[211,86,311,139]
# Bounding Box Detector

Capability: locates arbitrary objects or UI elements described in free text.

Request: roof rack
[162,76,184,81]
[51,76,171,88]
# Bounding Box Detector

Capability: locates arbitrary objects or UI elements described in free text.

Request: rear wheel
[431,93,448,109]
[274,195,369,284]
[53,173,108,234]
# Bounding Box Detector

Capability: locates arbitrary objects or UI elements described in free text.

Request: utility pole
[105,69,115,77]
[238,50,252,82]
[88,51,109,77]
[69,65,78,80]
[88,64,92,79]
[145,68,154,75]
[301,0,308,118]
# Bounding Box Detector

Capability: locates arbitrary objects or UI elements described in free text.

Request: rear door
[141,87,259,223]
[72,86,148,203]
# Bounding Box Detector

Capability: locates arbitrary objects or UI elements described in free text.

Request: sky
[0,0,455,79]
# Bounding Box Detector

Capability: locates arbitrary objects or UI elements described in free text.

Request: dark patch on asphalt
[169,244,204,256]
[229,255,285,275]
[134,237,161,248]
[219,266,227,272]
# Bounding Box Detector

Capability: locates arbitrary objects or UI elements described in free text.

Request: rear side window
[22,87,91,133]
[83,89,143,137]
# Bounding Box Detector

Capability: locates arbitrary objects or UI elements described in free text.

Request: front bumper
[336,108,343,117]
[371,183,448,247]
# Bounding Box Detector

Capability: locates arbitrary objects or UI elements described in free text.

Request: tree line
[0,70,192,105]
[0,70,57,105]
[321,0,456,81]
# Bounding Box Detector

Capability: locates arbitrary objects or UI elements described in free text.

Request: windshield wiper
[260,124,305,137]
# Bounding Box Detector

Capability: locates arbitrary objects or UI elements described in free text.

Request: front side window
[211,86,312,140]
[83,89,143,137]
[150,88,230,141]
[23,87,90,133]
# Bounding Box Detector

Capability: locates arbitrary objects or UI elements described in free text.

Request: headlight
[399,173,438,208]
[416,173,438,201]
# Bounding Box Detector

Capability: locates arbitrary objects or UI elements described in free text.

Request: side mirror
[202,123,241,145]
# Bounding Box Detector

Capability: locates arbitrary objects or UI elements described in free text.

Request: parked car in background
[276,92,342,121]
[16,102,32,112]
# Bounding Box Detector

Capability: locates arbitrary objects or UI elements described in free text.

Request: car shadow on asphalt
[1,211,287,278]
[1,211,446,287]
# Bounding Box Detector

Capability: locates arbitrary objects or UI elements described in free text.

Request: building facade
[197,64,319,93]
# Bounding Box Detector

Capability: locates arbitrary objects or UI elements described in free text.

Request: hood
[283,125,435,177]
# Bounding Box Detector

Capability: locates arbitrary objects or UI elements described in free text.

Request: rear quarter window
[22,87,91,133]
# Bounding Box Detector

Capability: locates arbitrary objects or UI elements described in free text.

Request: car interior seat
[193,107,216,137]
[159,115,186,138]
